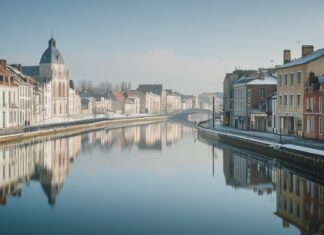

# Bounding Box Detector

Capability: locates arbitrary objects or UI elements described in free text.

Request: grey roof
[234,75,257,85]
[80,91,110,101]
[22,66,39,77]
[137,84,163,95]
[40,37,64,65]
[279,48,324,69]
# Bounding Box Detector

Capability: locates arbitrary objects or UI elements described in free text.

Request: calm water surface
[0,119,322,235]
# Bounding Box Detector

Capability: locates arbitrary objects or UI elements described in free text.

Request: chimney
[302,45,314,57]
[0,59,7,70]
[283,50,291,64]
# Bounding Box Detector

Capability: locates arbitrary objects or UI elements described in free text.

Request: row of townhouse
[223,68,277,132]
[223,45,324,141]
[0,60,39,128]
[80,84,184,116]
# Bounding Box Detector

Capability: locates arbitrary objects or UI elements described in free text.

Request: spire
[48,32,56,48]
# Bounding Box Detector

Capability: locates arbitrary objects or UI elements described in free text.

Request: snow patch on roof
[247,76,277,85]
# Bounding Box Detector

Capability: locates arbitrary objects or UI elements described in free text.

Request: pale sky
[1,0,324,94]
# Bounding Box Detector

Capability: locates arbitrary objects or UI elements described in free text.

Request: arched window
[60,104,62,114]
[62,83,65,97]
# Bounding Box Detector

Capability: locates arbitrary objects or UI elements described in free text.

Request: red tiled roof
[112,92,124,101]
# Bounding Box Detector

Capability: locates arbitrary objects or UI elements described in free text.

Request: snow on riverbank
[31,113,157,126]
[283,144,324,156]
[199,125,324,157]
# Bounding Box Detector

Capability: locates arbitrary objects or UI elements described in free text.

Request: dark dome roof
[39,36,64,65]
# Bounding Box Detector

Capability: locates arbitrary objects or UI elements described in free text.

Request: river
[0,119,322,235]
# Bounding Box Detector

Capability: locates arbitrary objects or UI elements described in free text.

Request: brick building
[303,75,324,141]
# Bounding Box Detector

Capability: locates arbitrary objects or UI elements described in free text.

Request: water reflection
[222,147,276,195]
[276,169,324,235]
[0,121,324,234]
[0,122,193,207]
[205,136,324,235]
[0,136,81,206]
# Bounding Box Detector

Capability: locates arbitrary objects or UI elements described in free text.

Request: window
[290,73,294,85]
[284,95,287,105]
[279,74,282,86]
[307,116,311,133]
[320,97,323,113]
[279,96,282,105]
[306,97,310,110]
[284,74,288,85]
[297,95,301,107]
[58,83,61,97]
[320,117,323,135]
[259,88,265,99]
[297,72,302,84]
[290,95,294,106]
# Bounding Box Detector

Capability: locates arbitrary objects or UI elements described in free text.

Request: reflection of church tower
[39,36,69,117]
[40,172,64,207]
[39,138,70,207]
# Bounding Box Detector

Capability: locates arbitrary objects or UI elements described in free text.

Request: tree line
[78,81,132,92]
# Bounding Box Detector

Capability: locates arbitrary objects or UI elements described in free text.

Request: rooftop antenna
[51,30,54,38]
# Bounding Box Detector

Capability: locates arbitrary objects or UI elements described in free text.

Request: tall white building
[23,36,73,119]
[39,36,69,117]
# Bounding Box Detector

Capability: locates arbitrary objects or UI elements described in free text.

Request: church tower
[39,36,69,117]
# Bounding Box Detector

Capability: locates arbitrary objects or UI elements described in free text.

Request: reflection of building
[0,121,192,206]
[275,169,324,235]
[222,147,275,195]
[81,122,190,152]
[0,135,81,206]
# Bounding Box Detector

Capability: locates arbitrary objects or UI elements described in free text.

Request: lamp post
[279,116,282,144]
[212,97,215,128]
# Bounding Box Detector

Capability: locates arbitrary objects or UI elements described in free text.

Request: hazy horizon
[2,0,324,94]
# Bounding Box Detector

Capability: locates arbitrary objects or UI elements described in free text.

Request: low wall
[197,121,324,170]
[0,116,168,146]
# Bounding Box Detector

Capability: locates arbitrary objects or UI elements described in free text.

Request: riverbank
[197,120,324,169]
[0,115,168,146]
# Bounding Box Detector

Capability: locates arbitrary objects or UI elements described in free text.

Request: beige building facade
[277,46,324,136]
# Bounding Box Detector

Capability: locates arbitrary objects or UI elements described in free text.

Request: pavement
[0,113,158,136]
[201,122,324,151]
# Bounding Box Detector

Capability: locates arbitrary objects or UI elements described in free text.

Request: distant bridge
[169,109,221,125]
